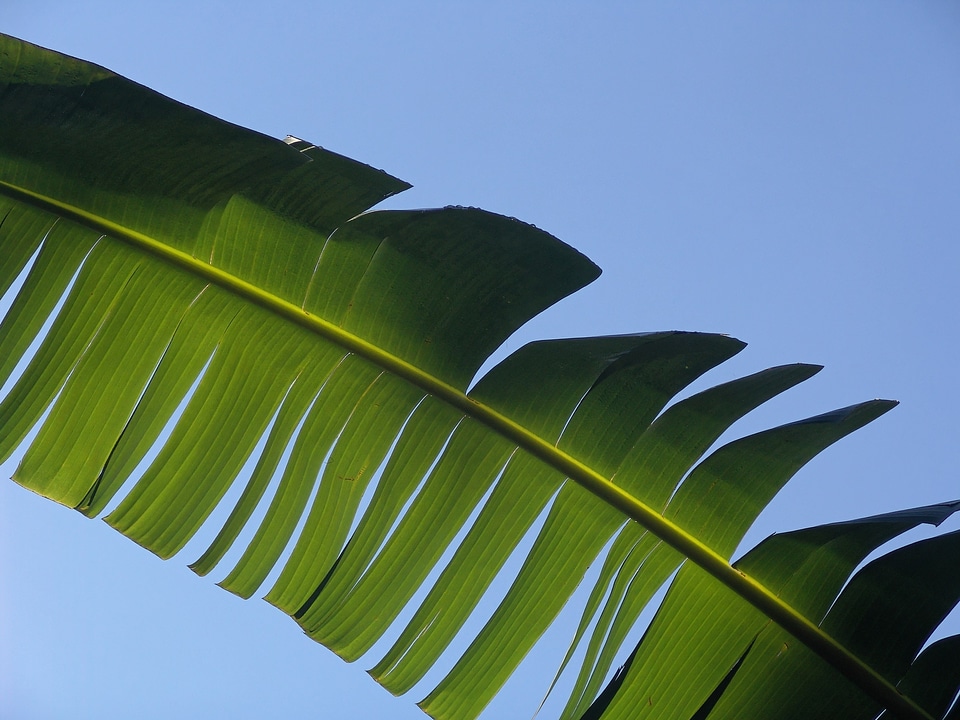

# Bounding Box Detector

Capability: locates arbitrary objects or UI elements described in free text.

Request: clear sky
[2,3,959,719]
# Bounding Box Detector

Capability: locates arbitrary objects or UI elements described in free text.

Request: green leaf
[584,501,960,720]
[2,33,958,720]
[693,502,960,720]
[883,635,960,720]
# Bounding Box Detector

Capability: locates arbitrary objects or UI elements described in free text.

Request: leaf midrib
[0,178,931,720]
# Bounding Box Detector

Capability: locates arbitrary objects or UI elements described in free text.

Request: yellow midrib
[0,178,933,720]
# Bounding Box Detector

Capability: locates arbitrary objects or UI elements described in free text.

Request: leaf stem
[0,179,932,720]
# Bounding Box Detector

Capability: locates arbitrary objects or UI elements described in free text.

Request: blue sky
[2,3,960,718]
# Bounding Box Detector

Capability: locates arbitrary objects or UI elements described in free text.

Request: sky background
[2,3,960,719]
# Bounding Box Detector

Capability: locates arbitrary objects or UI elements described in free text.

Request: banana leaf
[1,34,958,720]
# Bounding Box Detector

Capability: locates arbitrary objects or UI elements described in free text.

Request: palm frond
[2,34,958,720]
